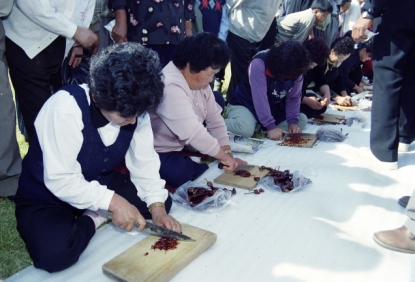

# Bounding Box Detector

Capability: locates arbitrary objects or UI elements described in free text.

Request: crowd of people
[0,0,414,273]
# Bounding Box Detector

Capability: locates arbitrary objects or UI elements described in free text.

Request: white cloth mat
[6,108,415,282]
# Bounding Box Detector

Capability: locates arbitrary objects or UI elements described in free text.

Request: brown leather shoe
[373,226,415,253]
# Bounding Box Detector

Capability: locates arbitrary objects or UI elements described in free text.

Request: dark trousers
[5,36,65,142]
[14,172,172,272]
[158,151,209,188]
[370,1,415,162]
[146,44,178,68]
[226,20,276,100]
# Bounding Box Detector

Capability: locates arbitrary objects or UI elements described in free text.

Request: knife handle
[218,163,229,169]
[106,211,140,228]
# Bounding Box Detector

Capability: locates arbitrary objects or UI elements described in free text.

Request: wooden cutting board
[102,223,216,282]
[311,113,346,125]
[214,165,269,190]
[278,133,318,148]
[329,104,358,111]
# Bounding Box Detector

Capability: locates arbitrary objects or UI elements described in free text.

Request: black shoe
[398,196,410,208]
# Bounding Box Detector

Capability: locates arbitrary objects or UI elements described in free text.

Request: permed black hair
[88,42,164,118]
[173,32,230,73]
[303,38,330,66]
[311,0,333,13]
[331,36,354,55]
[265,41,311,80]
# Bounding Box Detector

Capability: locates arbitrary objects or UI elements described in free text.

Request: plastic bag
[228,132,264,153]
[358,97,372,111]
[346,112,366,127]
[61,48,90,86]
[316,126,348,142]
[257,171,311,193]
[170,180,234,212]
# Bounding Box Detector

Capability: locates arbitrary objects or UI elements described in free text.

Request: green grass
[0,113,31,279]
[0,197,32,280]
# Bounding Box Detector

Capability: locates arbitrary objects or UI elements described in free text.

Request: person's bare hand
[113,10,128,43]
[352,16,373,42]
[334,95,352,106]
[109,193,146,232]
[288,124,302,134]
[218,154,246,172]
[151,207,182,233]
[69,43,83,68]
[320,97,329,107]
[73,27,99,52]
[267,127,286,140]
[304,96,323,110]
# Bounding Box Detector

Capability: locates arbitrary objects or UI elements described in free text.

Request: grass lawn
[0,130,31,280]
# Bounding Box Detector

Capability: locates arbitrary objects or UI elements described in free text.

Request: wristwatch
[362,11,374,19]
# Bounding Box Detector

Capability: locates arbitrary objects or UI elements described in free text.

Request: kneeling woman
[150,32,246,188]
[225,41,310,140]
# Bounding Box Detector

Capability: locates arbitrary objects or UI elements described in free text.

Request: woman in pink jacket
[150,32,246,188]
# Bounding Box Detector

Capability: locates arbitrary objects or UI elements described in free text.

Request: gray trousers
[224,104,308,137]
[0,19,22,197]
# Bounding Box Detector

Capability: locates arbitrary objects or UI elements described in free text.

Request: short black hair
[173,32,230,73]
[303,38,330,66]
[339,0,352,6]
[89,42,164,118]
[331,36,354,55]
[265,41,311,80]
[311,0,333,13]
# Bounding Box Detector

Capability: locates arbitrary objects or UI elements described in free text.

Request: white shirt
[34,84,168,211]
[4,0,95,59]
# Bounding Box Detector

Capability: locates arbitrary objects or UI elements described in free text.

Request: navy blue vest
[228,50,297,125]
[18,85,137,206]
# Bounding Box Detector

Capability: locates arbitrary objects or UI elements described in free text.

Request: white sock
[83,209,109,229]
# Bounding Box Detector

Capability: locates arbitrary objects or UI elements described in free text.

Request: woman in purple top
[225,41,311,140]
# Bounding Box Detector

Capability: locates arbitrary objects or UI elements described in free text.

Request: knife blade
[106,212,195,242]
[218,163,255,171]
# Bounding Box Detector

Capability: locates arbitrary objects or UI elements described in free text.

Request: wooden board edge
[213,178,256,190]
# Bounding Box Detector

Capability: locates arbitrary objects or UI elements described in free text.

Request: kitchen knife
[218,163,256,171]
[106,212,196,242]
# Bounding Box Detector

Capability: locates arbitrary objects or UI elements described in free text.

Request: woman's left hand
[288,124,302,133]
[151,207,182,233]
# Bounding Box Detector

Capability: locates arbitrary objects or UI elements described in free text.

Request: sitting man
[301,36,355,117]
[14,43,181,272]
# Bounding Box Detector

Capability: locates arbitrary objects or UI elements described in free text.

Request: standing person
[3,0,99,142]
[193,0,228,92]
[14,43,180,272]
[150,33,246,188]
[0,0,21,199]
[353,0,415,170]
[276,0,333,44]
[225,40,311,140]
[226,0,282,98]
[374,187,415,254]
[109,0,195,68]
[314,0,342,47]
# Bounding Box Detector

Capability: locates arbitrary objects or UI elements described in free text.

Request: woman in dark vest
[14,43,180,272]
[225,40,310,140]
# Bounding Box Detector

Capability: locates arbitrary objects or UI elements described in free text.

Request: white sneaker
[398,142,410,152]
[357,147,398,170]
[83,209,109,229]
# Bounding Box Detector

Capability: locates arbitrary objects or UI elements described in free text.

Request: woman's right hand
[218,154,247,172]
[109,193,145,232]
[267,127,287,140]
